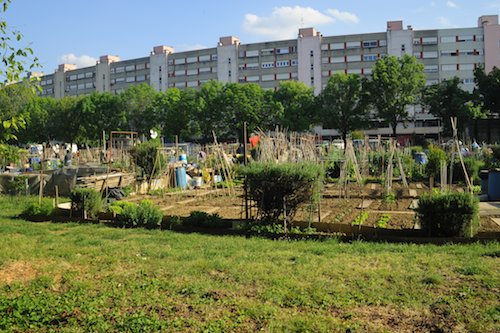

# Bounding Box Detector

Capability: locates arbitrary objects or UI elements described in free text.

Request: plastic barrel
[487,169,500,201]
[479,170,489,194]
[192,176,203,188]
[175,167,187,189]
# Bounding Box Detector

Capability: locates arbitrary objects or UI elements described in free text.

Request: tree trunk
[391,123,397,138]
[342,131,347,152]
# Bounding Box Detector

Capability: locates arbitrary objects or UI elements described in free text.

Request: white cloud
[326,9,359,24]
[243,6,334,39]
[175,44,208,52]
[446,1,458,8]
[59,53,97,68]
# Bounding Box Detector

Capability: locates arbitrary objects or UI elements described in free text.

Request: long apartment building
[34,15,500,139]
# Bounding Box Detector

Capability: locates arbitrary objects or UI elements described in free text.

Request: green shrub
[182,211,231,229]
[118,202,139,228]
[70,188,103,219]
[117,200,162,229]
[368,151,391,176]
[137,200,163,229]
[5,176,28,195]
[109,201,136,215]
[415,192,479,237]
[239,162,323,222]
[352,211,368,226]
[22,198,54,218]
[249,221,286,235]
[376,214,391,228]
[129,140,165,179]
[426,145,448,178]
[451,157,483,184]
[410,146,424,155]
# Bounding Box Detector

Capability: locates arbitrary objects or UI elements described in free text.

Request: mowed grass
[0,196,498,332]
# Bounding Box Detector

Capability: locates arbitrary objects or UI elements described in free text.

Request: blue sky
[5,0,500,73]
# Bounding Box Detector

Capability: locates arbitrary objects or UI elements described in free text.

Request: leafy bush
[245,221,317,235]
[137,200,163,229]
[22,198,54,218]
[368,151,391,176]
[182,211,231,229]
[118,200,163,229]
[108,201,136,215]
[376,214,390,228]
[483,145,500,169]
[426,145,448,178]
[415,192,479,237]
[352,211,368,226]
[130,139,165,179]
[5,175,28,195]
[248,221,286,234]
[70,188,103,219]
[239,162,323,222]
[451,157,483,184]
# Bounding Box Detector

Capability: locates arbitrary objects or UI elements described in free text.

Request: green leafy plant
[415,192,479,237]
[21,198,54,218]
[352,211,368,226]
[5,175,28,195]
[70,188,103,219]
[383,192,396,203]
[239,162,323,223]
[182,211,231,229]
[129,139,165,179]
[376,214,391,228]
[108,200,136,216]
[426,145,448,179]
[451,157,484,184]
[117,200,162,229]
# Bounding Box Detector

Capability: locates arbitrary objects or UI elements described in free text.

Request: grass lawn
[0,196,498,332]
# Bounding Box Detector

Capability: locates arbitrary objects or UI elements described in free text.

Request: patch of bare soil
[479,217,500,232]
[0,261,37,284]
[352,305,466,333]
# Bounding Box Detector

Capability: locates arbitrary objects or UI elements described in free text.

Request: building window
[401,44,406,52]
[441,36,456,43]
[363,40,378,48]
[363,54,378,61]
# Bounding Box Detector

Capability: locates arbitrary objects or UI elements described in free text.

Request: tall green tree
[196,80,225,141]
[422,77,482,137]
[72,92,124,144]
[48,96,80,143]
[120,83,158,136]
[473,65,500,115]
[369,54,425,136]
[0,83,36,141]
[319,73,370,147]
[274,81,316,132]
[0,0,40,142]
[18,96,54,143]
[154,88,201,141]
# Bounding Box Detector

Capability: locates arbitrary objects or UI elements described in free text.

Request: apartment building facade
[36,15,500,139]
